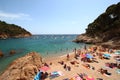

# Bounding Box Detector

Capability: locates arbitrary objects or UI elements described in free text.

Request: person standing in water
[74,48,76,54]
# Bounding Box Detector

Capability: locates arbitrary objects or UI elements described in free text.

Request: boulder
[0,52,43,80]
[9,50,16,55]
[73,34,102,44]
[0,50,4,57]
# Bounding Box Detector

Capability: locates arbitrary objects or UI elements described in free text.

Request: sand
[41,47,120,80]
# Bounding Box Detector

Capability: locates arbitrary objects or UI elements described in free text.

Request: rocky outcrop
[9,50,16,55]
[0,50,4,57]
[0,52,43,80]
[0,20,32,39]
[12,34,32,38]
[74,2,120,49]
[73,34,102,44]
[74,34,120,49]
[0,33,32,39]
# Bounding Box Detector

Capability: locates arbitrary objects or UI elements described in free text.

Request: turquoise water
[0,35,86,73]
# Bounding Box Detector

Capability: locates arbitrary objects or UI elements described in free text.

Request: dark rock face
[0,50,4,57]
[73,34,102,44]
[0,52,43,80]
[74,2,120,49]
[9,50,16,55]
[74,34,120,49]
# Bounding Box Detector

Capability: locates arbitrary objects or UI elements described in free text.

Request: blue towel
[34,72,41,80]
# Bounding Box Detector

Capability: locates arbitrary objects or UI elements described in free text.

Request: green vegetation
[86,2,120,41]
[0,20,31,38]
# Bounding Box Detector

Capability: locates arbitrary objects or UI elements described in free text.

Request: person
[63,64,67,70]
[67,54,70,60]
[40,72,45,80]
[44,72,48,78]
[67,66,71,71]
[50,62,52,65]
[98,68,111,75]
[74,48,76,54]
[44,63,49,67]
[84,45,87,50]
[58,61,64,65]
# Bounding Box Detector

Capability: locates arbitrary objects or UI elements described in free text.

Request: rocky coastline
[73,34,120,49]
[74,2,120,49]
[0,52,43,80]
[0,20,32,39]
[0,33,32,39]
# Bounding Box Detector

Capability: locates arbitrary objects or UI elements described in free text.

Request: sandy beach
[41,46,120,80]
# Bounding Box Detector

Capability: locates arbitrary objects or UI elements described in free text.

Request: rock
[13,34,32,38]
[9,50,16,55]
[0,50,4,57]
[74,34,120,49]
[73,2,120,49]
[101,41,120,49]
[0,52,43,80]
[0,34,8,39]
[73,34,102,44]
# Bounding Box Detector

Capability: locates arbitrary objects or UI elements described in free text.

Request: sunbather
[98,68,111,76]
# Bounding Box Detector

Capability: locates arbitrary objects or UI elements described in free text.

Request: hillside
[74,2,120,49]
[0,20,32,39]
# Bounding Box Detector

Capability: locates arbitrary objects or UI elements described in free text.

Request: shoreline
[41,45,120,80]
[0,45,120,80]
[43,51,75,65]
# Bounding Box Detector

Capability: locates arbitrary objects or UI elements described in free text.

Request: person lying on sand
[82,63,90,69]
[58,61,64,65]
[98,68,111,77]
[70,61,79,65]
[82,63,95,70]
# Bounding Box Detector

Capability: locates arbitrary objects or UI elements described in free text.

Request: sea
[0,34,88,74]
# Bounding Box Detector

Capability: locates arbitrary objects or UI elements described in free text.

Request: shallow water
[0,35,87,74]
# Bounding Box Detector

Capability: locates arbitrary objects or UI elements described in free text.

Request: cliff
[0,52,43,80]
[0,20,32,39]
[74,2,120,49]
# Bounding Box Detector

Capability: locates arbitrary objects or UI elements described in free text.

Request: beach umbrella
[40,66,50,72]
[86,54,93,59]
[85,76,94,80]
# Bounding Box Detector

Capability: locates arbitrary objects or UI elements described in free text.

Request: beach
[41,46,120,80]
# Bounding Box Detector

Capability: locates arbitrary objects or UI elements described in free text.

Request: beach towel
[63,78,70,80]
[39,66,50,72]
[86,53,93,59]
[74,76,82,80]
[85,76,94,80]
[103,73,111,77]
[116,69,120,74]
[49,71,63,79]
[103,54,111,58]
[34,72,41,80]
[114,50,120,55]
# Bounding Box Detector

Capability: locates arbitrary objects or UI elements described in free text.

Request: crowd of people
[34,45,120,80]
